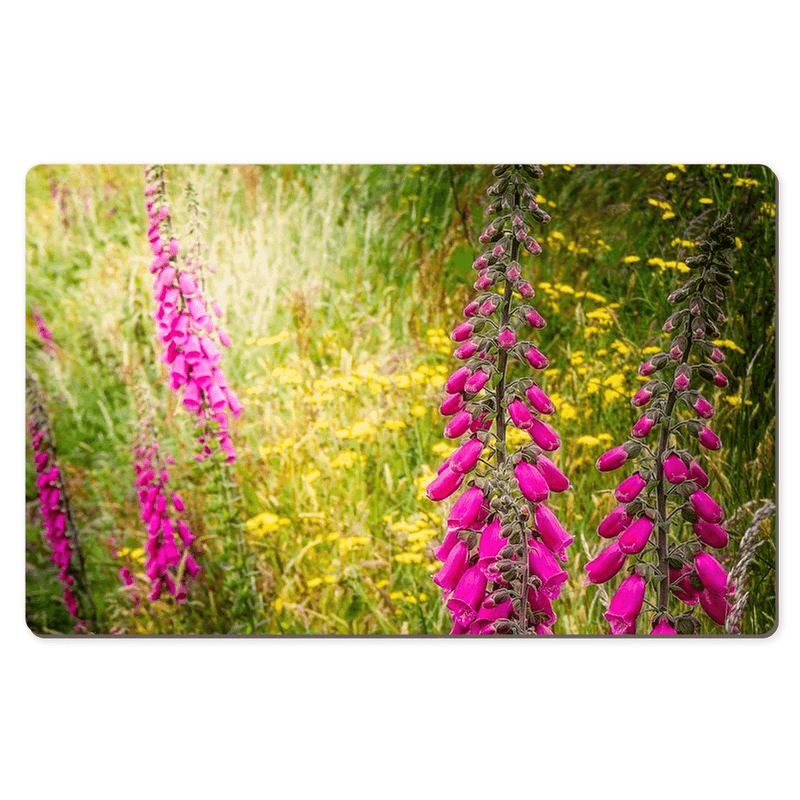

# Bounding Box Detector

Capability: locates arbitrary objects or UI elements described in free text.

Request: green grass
[25,163,776,635]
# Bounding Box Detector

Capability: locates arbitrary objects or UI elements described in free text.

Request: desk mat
[25,164,777,636]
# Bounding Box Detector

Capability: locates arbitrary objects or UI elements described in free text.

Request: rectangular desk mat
[25,164,777,636]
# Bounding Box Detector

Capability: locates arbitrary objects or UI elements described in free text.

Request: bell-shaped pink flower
[631,414,655,438]
[529,418,560,451]
[618,516,654,554]
[597,505,632,538]
[584,541,627,584]
[631,386,653,407]
[498,327,516,349]
[663,453,689,483]
[445,366,471,394]
[528,540,568,599]
[688,460,709,488]
[693,520,729,548]
[596,445,628,472]
[651,617,677,635]
[526,384,555,414]
[433,540,469,593]
[451,321,474,342]
[454,340,478,360]
[515,461,549,503]
[526,308,546,328]
[435,528,461,562]
[477,519,507,578]
[670,564,700,606]
[534,504,573,561]
[464,368,490,394]
[614,472,646,503]
[426,466,465,501]
[535,455,569,493]
[694,551,729,595]
[699,588,729,625]
[693,395,715,419]
[698,426,721,451]
[508,398,533,430]
[525,345,549,370]
[447,486,485,531]
[444,409,472,439]
[446,566,488,627]
[712,370,728,388]
[439,393,465,417]
[450,438,483,474]
[605,573,646,634]
[690,490,724,524]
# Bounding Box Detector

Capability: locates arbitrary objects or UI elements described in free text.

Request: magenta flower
[426,465,465,501]
[697,426,721,451]
[584,541,627,584]
[663,454,689,483]
[690,490,724,524]
[614,472,646,503]
[526,384,555,414]
[597,505,633,538]
[447,485,485,530]
[535,455,569,492]
[605,573,646,634]
[694,551,729,596]
[618,516,654,554]
[428,165,572,634]
[596,446,628,472]
[515,460,550,503]
[651,617,677,635]
[631,414,656,438]
[693,520,729,548]
[132,413,200,604]
[446,566,488,626]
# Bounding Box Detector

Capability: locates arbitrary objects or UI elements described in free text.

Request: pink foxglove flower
[428,165,572,634]
[143,166,243,462]
[132,407,200,604]
[588,215,738,633]
[26,370,93,629]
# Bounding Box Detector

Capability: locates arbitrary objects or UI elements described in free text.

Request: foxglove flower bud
[693,395,715,419]
[508,398,534,430]
[464,368,491,394]
[524,345,549,370]
[498,327,516,349]
[535,456,569,493]
[615,472,646,503]
[697,426,721,451]
[526,384,555,414]
[529,418,560,451]
[450,438,484,475]
[663,454,689,483]
[631,414,656,439]
[598,506,633,538]
[651,617,677,634]
[596,446,628,472]
[689,489,724,524]
[447,486,485,531]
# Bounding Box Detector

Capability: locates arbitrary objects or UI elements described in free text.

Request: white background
[4,2,795,798]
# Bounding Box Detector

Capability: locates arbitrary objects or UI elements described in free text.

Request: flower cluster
[428,165,572,635]
[133,415,200,603]
[26,370,87,623]
[588,216,738,634]
[144,165,243,462]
